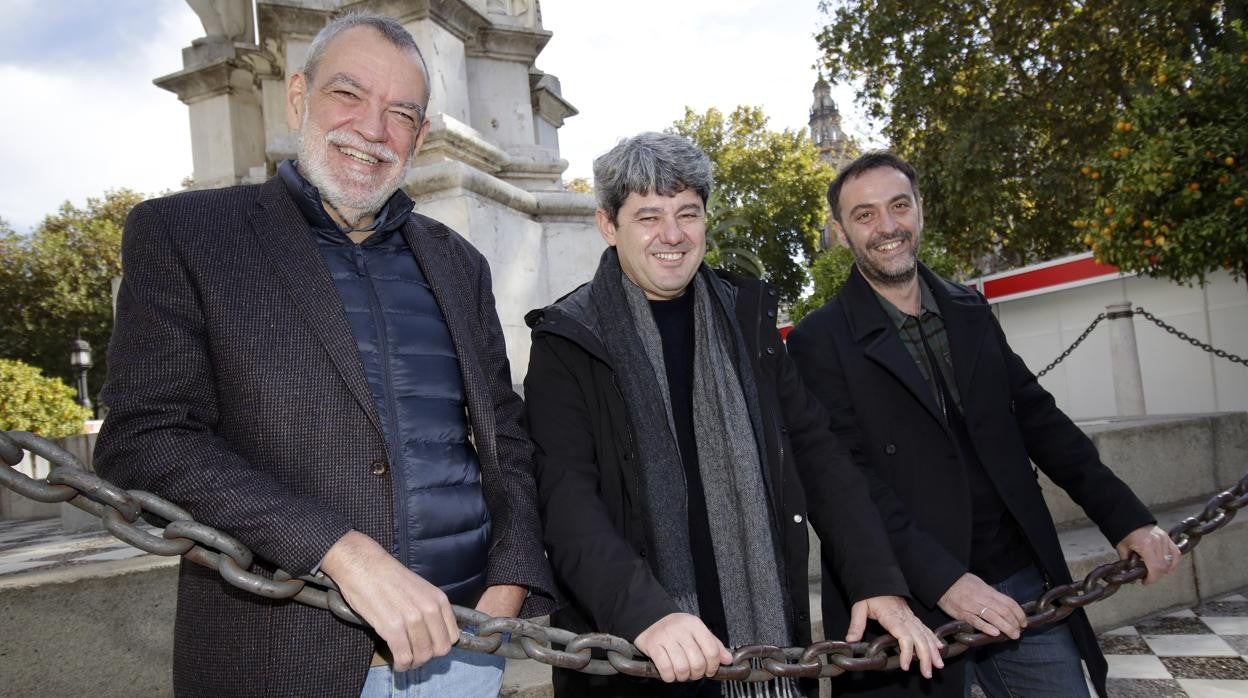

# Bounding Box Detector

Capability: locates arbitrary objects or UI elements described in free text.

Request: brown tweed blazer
[95,176,555,696]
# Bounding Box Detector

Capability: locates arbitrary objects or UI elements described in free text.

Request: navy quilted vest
[280,162,490,605]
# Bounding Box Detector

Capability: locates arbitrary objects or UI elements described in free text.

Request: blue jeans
[359,647,505,698]
[963,565,1090,698]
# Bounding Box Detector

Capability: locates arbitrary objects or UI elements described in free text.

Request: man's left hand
[1116,524,1181,585]
[475,584,527,619]
[847,595,944,679]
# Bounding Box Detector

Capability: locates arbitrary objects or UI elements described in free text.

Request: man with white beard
[95,12,555,697]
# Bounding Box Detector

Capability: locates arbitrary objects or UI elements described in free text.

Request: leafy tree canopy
[1079,22,1248,285]
[0,358,92,437]
[818,0,1241,274]
[565,176,593,194]
[670,106,835,303]
[0,190,143,398]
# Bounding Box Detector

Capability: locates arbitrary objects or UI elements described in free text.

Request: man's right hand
[937,573,1027,639]
[634,612,733,683]
[321,530,459,671]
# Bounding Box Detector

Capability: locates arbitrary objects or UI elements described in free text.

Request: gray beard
[296,121,410,227]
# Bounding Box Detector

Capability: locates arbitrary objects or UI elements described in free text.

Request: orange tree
[818,0,1240,274]
[1079,24,1248,284]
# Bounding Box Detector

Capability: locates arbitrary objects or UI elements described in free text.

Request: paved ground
[3,517,1247,696]
[1100,595,1248,696]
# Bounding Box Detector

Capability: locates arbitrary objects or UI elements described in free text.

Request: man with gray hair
[96,12,554,696]
[523,132,943,697]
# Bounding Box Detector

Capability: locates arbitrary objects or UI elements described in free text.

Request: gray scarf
[590,249,798,698]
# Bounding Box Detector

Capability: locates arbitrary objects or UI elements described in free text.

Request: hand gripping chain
[2,429,1246,682]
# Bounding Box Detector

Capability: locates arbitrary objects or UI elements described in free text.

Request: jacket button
[884,444,897,455]
[766,346,776,355]
[767,288,777,297]
[766,308,777,318]
[370,459,389,476]
[639,548,647,558]
[793,514,804,524]
[797,610,807,621]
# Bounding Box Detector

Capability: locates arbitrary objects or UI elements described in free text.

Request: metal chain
[1036,306,1248,378]
[1035,313,1106,378]
[1,429,1246,682]
[1133,307,1248,367]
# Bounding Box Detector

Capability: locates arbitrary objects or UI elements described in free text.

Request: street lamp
[70,337,93,413]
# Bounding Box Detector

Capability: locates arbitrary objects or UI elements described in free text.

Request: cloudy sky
[0,0,873,232]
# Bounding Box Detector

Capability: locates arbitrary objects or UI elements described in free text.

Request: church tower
[809,75,855,170]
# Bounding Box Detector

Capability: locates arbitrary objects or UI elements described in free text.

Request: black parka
[524,269,910,697]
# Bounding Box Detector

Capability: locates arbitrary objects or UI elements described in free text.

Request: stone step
[1044,412,1247,529]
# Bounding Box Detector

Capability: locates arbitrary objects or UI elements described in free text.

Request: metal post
[69,337,93,414]
[1106,301,1146,416]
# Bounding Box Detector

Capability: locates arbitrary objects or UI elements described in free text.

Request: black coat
[94,177,555,697]
[787,264,1155,698]
[524,270,910,697]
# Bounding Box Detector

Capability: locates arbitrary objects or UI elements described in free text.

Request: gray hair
[592,132,713,223]
[302,11,431,105]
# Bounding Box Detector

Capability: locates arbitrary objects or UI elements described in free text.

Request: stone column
[154,3,273,189]
[1106,301,1147,416]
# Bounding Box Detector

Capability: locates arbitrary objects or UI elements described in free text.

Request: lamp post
[70,337,93,413]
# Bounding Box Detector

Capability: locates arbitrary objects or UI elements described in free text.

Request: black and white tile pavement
[1100,593,1248,697]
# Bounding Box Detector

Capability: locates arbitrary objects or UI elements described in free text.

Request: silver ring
[1164,553,1174,561]
[978,607,989,617]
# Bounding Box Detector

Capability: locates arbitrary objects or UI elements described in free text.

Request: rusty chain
[2,428,1246,682]
[1036,306,1248,378]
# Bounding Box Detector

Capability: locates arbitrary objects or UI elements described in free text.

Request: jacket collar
[276,159,415,240]
[247,176,385,434]
[840,262,991,423]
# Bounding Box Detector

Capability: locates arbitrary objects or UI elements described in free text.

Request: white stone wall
[995,270,1248,419]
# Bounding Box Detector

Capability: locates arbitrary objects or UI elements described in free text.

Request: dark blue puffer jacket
[280,162,490,605]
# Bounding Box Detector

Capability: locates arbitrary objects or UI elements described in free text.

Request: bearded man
[95,12,554,697]
[787,151,1180,698]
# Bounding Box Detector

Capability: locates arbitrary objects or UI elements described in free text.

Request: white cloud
[535,0,875,180]
[0,3,200,231]
[0,1,877,230]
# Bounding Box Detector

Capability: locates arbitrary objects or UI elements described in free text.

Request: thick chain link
[1036,306,1248,377]
[1,429,1245,682]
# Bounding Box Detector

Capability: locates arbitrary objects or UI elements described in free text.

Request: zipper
[355,244,410,568]
[759,289,795,617]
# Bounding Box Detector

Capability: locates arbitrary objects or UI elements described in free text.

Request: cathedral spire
[809,73,854,170]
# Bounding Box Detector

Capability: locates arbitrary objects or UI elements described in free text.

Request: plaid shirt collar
[875,275,941,326]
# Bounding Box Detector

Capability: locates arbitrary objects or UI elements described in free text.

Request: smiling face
[832,165,924,288]
[286,25,430,224]
[598,187,707,300]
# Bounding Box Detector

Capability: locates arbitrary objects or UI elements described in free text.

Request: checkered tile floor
[2,518,1247,695]
[1100,594,1248,696]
